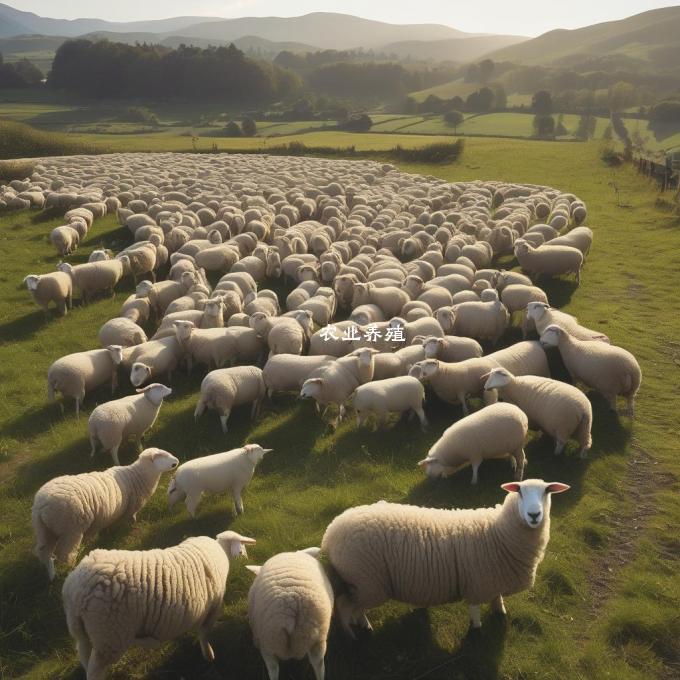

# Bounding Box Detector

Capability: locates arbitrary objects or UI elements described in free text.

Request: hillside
[381,34,526,62]
[488,6,680,65]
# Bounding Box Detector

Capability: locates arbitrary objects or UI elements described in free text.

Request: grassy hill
[379,34,526,62]
[488,6,680,65]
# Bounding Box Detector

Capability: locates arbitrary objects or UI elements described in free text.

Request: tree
[478,59,495,84]
[241,116,257,137]
[533,114,555,138]
[649,100,680,123]
[340,113,372,132]
[444,110,464,133]
[223,121,242,137]
[531,90,553,115]
[477,87,494,112]
[492,84,507,110]
[607,81,635,113]
[14,58,43,85]
[576,114,597,140]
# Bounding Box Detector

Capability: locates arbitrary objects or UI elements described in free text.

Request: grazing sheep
[247,549,333,680]
[194,366,266,433]
[124,335,185,387]
[47,347,123,417]
[262,354,335,397]
[322,479,569,634]
[514,241,583,284]
[88,383,172,465]
[484,367,592,457]
[50,225,80,256]
[98,317,147,348]
[32,448,178,580]
[544,226,593,255]
[372,344,426,380]
[500,284,548,315]
[419,335,483,362]
[24,272,72,316]
[525,301,609,342]
[57,258,129,303]
[540,325,641,416]
[353,376,427,430]
[435,299,509,346]
[62,531,255,677]
[168,444,271,516]
[351,283,408,319]
[419,402,528,483]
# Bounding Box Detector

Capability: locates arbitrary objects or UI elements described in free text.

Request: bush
[649,100,680,123]
[533,114,555,138]
[390,140,464,164]
[241,117,257,137]
[223,121,242,137]
[444,110,464,131]
[340,113,373,132]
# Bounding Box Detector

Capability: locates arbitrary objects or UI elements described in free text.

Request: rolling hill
[487,6,680,65]
[382,35,526,63]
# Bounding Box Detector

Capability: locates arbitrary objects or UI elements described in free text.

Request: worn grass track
[0,138,678,679]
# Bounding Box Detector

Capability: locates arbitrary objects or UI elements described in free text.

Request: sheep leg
[513,448,526,481]
[35,534,58,581]
[74,628,92,671]
[308,640,327,680]
[89,434,98,458]
[233,489,244,515]
[626,396,635,418]
[336,595,358,638]
[553,439,565,456]
[54,530,84,567]
[468,603,482,629]
[250,399,261,420]
[185,493,201,518]
[606,393,617,412]
[459,393,470,416]
[87,649,118,680]
[219,411,231,434]
[414,406,428,431]
[491,594,506,615]
[470,461,481,485]
[110,445,121,466]
[198,603,221,662]
[260,650,280,680]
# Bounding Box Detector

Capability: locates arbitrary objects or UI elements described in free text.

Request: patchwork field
[0,138,678,680]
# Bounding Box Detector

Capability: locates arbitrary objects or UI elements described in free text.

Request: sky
[9,0,676,36]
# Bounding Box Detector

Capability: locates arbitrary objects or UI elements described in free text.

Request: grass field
[409,77,480,103]
[0,138,679,680]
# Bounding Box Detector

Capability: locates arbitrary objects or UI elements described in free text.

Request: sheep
[514,241,583,284]
[540,325,641,416]
[350,304,386,325]
[124,335,185,386]
[139,271,197,316]
[372,343,426,380]
[500,284,548,316]
[264,315,312,357]
[24,272,72,316]
[387,316,443,346]
[98,317,147,348]
[545,226,593,256]
[62,531,255,677]
[247,548,333,680]
[297,293,336,327]
[50,225,80,256]
[194,366,266,433]
[88,383,172,465]
[47,347,123,417]
[32,448,179,580]
[435,299,509,346]
[262,354,335,398]
[496,270,533,290]
[525,301,609,342]
[322,479,569,634]
[351,283,408,319]
[353,376,427,430]
[300,347,377,425]
[419,335,483,362]
[57,258,128,303]
[120,293,152,324]
[484,367,592,457]
[419,402,528,483]
[168,444,271,516]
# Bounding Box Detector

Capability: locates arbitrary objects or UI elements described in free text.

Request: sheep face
[216,531,256,559]
[539,324,563,348]
[56,262,73,275]
[423,337,444,358]
[514,241,530,256]
[204,300,223,318]
[244,444,273,465]
[24,275,40,291]
[136,280,154,298]
[139,447,179,472]
[173,320,195,342]
[483,368,513,391]
[266,252,282,278]
[131,362,152,387]
[107,345,124,365]
[167,477,187,508]
[527,301,549,322]
[501,479,569,529]
[415,359,439,382]
[434,308,456,333]
[300,378,323,400]
[137,383,172,405]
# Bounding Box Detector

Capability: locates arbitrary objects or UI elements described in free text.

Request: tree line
[0,52,43,88]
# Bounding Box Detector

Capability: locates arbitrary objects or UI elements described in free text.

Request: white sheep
[435,299,509,346]
[57,258,128,303]
[88,383,172,465]
[168,444,271,516]
[419,402,528,483]
[98,317,147,348]
[124,335,185,386]
[322,479,569,634]
[262,354,335,397]
[50,225,80,256]
[484,367,592,457]
[194,366,266,433]
[62,531,255,677]
[47,346,123,416]
[24,272,72,316]
[419,335,483,362]
[351,283,408,319]
[353,376,427,430]
[540,325,641,416]
[32,448,178,580]
[247,548,333,680]
[514,241,583,284]
[525,301,609,342]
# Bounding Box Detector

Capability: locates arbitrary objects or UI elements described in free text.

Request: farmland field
[0,137,678,680]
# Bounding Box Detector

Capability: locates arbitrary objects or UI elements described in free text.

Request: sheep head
[526,301,549,322]
[216,530,256,560]
[137,383,172,405]
[501,479,569,529]
[139,447,179,473]
[483,367,514,391]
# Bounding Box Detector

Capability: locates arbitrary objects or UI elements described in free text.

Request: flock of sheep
[5,152,642,680]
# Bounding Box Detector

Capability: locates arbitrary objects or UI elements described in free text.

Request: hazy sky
[11,0,675,36]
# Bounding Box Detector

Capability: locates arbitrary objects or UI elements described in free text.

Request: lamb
[435,299,509,346]
[419,335,483,362]
[50,225,80,256]
[353,376,427,430]
[525,301,609,342]
[514,241,583,284]
[322,479,569,634]
[88,383,172,465]
[124,335,185,386]
[194,366,266,433]
[419,402,528,483]
[262,354,335,397]
[540,325,641,416]
[168,444,271,516]
[484,367,592,457]
[247,548,333,680]
[98,317,147,348]
[57,258,129,303]
[32,448,179,580]
[62,531,255,678]
[24,272,72,316]
[47,347,123,417]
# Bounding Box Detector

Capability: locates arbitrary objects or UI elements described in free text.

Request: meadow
[0,137,678,680]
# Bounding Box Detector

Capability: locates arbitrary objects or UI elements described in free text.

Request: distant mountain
[381,35,526,63]
[487,6,680,65]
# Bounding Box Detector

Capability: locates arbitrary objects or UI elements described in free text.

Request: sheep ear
[301,547,322,559]
[246,565,261,575]
[417,458,430,468]
[501,482,521,493]
[546,482,570,494]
